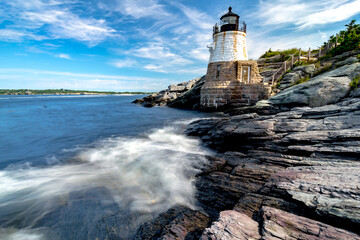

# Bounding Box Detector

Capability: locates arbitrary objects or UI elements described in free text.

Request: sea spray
[0,120,212,239]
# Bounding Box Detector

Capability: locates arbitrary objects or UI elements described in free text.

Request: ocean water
[0,95,213,240]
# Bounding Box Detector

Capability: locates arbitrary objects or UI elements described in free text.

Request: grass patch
[313,63,333,77]
[294,76,310,85]
[350,76,360,89]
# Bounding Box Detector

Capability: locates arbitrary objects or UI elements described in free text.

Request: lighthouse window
[216,65,221,78]
[222,16,237,25]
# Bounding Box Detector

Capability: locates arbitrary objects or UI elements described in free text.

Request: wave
[0,121,211,239]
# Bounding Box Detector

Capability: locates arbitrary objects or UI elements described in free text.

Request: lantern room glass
[222,16,237,25]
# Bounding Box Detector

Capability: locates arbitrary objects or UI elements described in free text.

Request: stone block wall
[201,60,270,110]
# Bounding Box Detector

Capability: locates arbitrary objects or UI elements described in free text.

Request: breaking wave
[0,121,211,239]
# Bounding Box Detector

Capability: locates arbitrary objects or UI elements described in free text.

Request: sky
[0,0,360,92]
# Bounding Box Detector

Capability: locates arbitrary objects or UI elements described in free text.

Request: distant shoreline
[0,89,153,96]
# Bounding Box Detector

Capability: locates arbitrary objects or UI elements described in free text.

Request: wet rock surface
[261,206,360,240]
[200,210,261,240]
[139,94,360,239]
[132,76,205,109]
[134,58,360,239]
[135,205,211,240]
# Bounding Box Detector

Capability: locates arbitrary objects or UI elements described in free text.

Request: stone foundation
[201,60,270,110]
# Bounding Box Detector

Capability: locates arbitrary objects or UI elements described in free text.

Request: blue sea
[0,95,213,240]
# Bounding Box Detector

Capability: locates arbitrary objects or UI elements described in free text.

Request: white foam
[0,121,211,229]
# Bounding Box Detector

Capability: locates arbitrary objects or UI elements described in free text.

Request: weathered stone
[270,63,360,107]
[270,76,351,107]
[201,60,269,110]
[277,64,317,91]
[135,205,211,240]
[271,162,360,232]
[133,77,204,108]
[335,56,359,67]
[200,210,261,240]
[293,64,317,75]
[277,72,301,90]
[168,76,206,110]
[261,206,360,240]
[350,88,360,98]
[169,84,186,92]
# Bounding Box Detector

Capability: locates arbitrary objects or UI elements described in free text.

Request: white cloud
[23,10,117,45]
[190,48,209,62]
[144,64,168,73]
[172,2,214,30]
[128,44,193,66]
[298,0,360,28]
[0,29,26,41]
[0,29,47,41]
[0,68,165,81]
[115,0,170,19]
[56,53,71,59]
[256,0,360,28]
[1,0,117,45]
[110,59,137,68]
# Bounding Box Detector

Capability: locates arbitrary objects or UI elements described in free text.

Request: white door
[241,66,250,83]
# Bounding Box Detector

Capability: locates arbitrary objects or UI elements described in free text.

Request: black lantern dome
[220,7,240,21]
[213,7,246,34]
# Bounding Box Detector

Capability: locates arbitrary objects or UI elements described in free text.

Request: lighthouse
[200,7,269,110]
[208,7,248,62]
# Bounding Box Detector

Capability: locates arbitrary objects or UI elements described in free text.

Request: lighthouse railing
[214,21,247,34]
[269,49,301,89]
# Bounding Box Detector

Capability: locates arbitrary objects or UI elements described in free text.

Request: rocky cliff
[132,77,205,109]
[134,55,360,239]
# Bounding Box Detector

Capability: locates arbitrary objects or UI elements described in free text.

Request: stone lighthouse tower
[200,7,269,110]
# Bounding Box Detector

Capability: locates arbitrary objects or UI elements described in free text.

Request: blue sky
[0,0,360,92]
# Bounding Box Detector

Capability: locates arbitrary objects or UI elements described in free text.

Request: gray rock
[293,64,316,75]
[333,49,360,60]
[185,79,198,90]
[168,84,186,92]
[270,75,352,107]
[261,206,360,240]
[350,88,360,97]
[278,64,317,91]
[278,72,301,90]
[274,63,360,107]
[200,210,261,240]
[335,57,359,67]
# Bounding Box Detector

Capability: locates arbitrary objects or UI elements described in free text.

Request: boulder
[277,64,316,90]
[270,162,360,231]
[277,72,301,90]
[135,205,211,240]
[269,64,360,107]
[335,56,359,67]
[350,88,360,97]
[293,64,317,75]
[134,77,204,108]
[261,206,360,240]
[168,76,206,110]
[200,210,261,240]
[168,84,186,92]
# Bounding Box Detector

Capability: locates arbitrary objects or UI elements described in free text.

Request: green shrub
[313,63,332,77]
[260,48,299,60]
[350,76,360,89]
[326,20,360,57]
[294,76,310,85]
